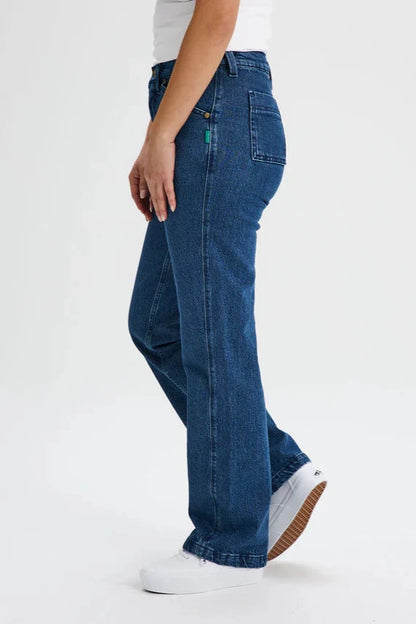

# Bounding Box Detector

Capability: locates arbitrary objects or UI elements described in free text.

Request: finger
[154,184,168,222]
[142,196,153,221]
[139,178,153,221]
[129,171,147,214]
[139,179,149,201]
[164,179,176,212]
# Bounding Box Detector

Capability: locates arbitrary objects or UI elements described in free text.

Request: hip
[147,51,286,205]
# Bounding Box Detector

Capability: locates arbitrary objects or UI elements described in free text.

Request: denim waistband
[150,50,271,82]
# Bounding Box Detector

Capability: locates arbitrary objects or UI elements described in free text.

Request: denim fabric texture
[128,51,311,568]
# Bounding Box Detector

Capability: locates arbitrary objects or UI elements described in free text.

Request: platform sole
[267,480,327,561]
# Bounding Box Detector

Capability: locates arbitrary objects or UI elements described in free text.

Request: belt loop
[151,64,159,84]
[225,51,238,77]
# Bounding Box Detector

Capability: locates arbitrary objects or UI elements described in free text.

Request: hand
[128,120,177,223]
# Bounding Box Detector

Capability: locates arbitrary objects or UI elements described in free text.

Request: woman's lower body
[128,51,311,570]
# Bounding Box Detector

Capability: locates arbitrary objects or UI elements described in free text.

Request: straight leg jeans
[128,51,311,568]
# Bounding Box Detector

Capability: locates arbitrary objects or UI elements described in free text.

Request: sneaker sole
[267,480,327,561]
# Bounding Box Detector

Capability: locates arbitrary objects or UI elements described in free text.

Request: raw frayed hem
[182,533,267,569]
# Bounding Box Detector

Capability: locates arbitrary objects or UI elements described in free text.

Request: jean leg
[128,216,188,425]
[129,221,308,479]
[128,62,311,568]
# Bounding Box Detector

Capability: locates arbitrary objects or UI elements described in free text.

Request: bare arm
[151,0,240,141]
[129,0,240,223]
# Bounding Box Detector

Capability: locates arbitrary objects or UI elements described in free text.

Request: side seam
[201,69,221,541]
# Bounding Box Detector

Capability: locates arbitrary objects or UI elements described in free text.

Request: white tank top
[152,0,273,64]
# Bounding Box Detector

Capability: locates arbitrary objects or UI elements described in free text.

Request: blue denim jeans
[128,51,311,568]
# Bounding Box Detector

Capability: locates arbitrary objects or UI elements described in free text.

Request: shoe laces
[177,548,207,565]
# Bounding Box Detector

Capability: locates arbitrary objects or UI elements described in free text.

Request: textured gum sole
[267,480,327,561]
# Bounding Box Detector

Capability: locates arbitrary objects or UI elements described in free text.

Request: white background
[1,0,415,621]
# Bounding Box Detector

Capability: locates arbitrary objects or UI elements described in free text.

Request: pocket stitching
[249,90,286,165]
[160,82,211,117]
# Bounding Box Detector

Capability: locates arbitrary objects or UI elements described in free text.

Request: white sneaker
[140,548,264,594]
[267,462,327,561]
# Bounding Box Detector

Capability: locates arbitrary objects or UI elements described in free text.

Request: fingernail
[140,190,146,198]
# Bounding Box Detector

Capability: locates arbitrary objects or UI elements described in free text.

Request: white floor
[1,383,415,623]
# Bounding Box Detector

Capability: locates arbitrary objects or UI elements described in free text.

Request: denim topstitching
[200,68,219,542]
[144,250,171,351]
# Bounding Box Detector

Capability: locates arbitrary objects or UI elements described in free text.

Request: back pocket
[248,90,286,165]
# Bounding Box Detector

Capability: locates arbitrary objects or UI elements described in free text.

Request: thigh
[145,59,287,354]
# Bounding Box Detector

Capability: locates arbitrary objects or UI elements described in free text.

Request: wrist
[148,119,177,144]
